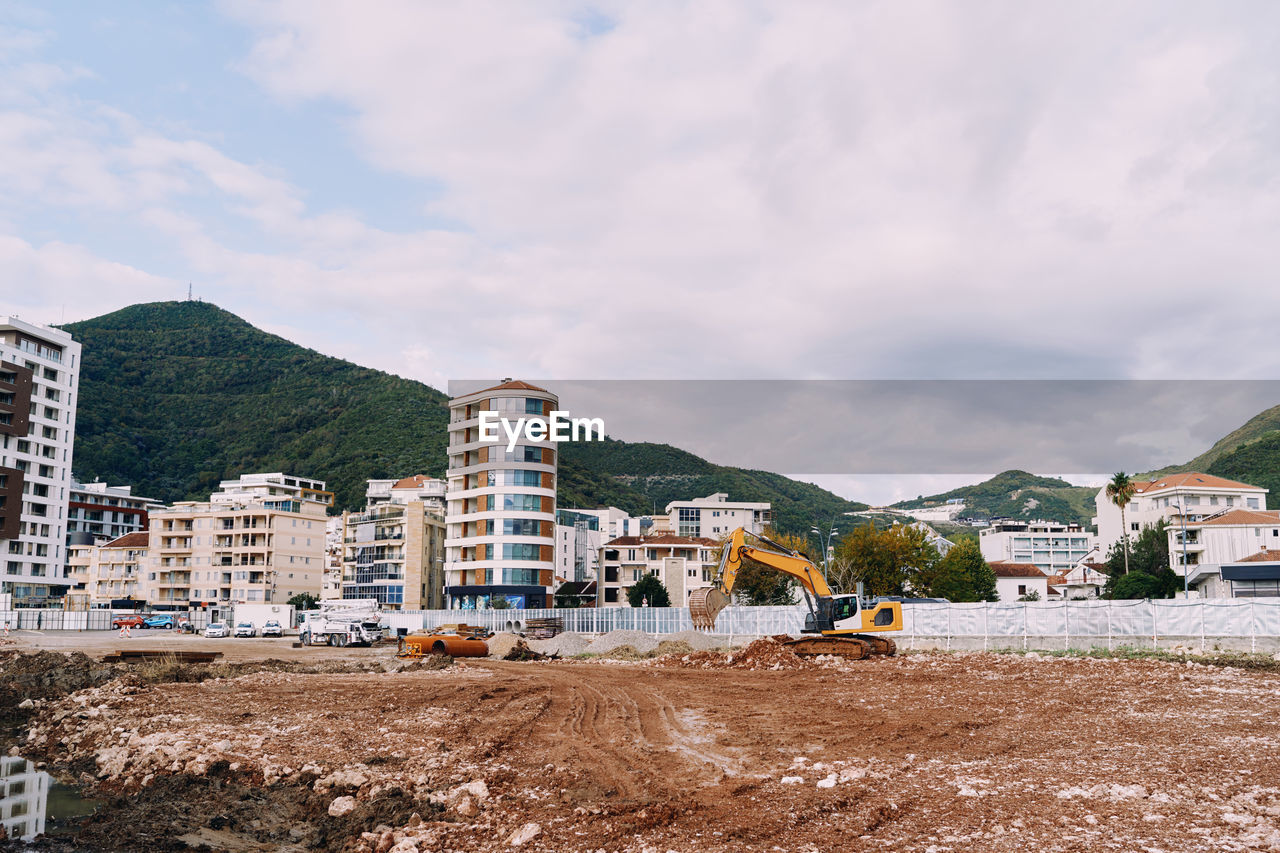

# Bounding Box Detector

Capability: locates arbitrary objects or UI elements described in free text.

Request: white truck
[299,599,384,647]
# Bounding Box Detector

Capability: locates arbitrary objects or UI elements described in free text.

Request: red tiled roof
[1191,509,1280,527]
[989,562,1049,578]
[104,531,149,549]
[1236,549,1280,563]
[603,534,720,548]
[391,474,436,490]
[478,379,550,394]
[1131,472,1265,494]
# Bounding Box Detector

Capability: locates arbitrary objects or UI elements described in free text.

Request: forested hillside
[894,470,1098,525]
[63,301,864,531]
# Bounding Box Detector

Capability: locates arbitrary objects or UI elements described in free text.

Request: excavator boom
[690,528,832,629]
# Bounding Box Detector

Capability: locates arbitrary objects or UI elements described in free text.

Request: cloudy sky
[3,2,1278,502]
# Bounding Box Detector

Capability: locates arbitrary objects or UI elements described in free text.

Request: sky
[3,2,1279,504]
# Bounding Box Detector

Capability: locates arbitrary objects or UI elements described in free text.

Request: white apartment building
[322,517,343,600]
[144,475,328,613]
[554,509,604,584]
[979,520,1097,576]
[340,475,446,609]
[445,381,558,610]
[1170,508,1280,598]
[665,493,772,539]
[0,317,81,605]
[596,534,719,607]
[565,506,643,542]
[1094,473,1266,555]
[210,472,334,509]
[66,480,161,543]
[1,754,50,843]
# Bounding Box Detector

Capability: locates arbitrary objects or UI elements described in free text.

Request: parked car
[143,614,186,630]
[234,621,256,638]
[112,614,146,629]
[204,622,230,638]
[261,620,283,638]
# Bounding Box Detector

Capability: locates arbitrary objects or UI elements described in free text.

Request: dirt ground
[6,633,1280,852]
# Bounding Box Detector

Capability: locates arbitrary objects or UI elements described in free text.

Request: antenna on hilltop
[187,282,193,301]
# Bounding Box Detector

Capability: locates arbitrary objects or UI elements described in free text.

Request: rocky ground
[5,638,1280,852]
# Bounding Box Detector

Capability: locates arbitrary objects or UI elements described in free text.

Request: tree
[627,574,671,608]
[287,592,318,611]
[1106,472,1137,575]
[732,528,810,605]
[922,539,998,602]
[1103,520,1179,599]
[832,523,939,597]
[1017,589,1041,602]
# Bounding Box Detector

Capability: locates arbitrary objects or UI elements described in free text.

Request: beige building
[596,534,719,607]
[144,475,329,612]
[341,475,446,609]
[64,531,149,608]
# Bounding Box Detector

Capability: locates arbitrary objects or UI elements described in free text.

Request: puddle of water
[1,753,101,842]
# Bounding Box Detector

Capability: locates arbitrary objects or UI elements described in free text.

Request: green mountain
[1146,406,1280,476]
[894,470,1098,526]
[62,301,864,532]
[1201,433,1280,510]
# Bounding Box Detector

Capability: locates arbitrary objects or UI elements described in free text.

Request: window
[1210,496,1219,506]
[1018,584,1027,596]
[1249,498,1261,510]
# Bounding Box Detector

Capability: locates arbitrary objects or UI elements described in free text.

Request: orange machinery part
[398,633,489,658]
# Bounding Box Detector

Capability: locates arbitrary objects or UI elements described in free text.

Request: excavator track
[782,634,897,659]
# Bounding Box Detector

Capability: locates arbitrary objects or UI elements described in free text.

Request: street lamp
[1168,500,1192,598]
[810,520,838,584]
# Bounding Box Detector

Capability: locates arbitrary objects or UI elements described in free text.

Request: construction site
[4,627,1280,853]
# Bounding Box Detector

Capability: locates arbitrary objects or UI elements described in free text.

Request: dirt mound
[586,630,658,654]
[529,633,590,657]
[0,650,117,704]
[664,629,726,651]
[654,636,816,670]
[485,632,523,658]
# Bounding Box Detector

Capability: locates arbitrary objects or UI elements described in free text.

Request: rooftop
[1235,549,1280,563]
[104,532,150,549]
[1190,509,1280,527]
[1129,472,1265,495]
[604,534,720,548]
[989,562,1049,578]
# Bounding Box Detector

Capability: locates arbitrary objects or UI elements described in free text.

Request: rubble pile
[654,636,817,670]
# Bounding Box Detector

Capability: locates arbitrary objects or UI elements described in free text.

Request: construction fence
[7,600,1280,652]
[391,599,1280,653]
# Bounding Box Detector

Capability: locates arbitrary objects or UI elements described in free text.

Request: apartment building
[0,317,81,605]
[1167,508,1280,598]
[445,381,558,610]
[596,534,719,607]
[66,480,161,543]
[143,474,327,613]
[665,493,772,539]
[64,531,149,608]
[340,475,446,609]
[979,520,1097,576]
[555,508,603,584]
[1094,473,1266,555]
[210,472,334,509]
[1,754,49,843]
[322,517,343,600]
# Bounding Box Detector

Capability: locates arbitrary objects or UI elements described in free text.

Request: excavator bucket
[688,587,731,630]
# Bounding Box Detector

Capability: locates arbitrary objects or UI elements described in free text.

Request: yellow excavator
[688,527,903,659]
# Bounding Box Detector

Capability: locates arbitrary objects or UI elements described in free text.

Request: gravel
[586,630,659,654]
[528,633,591,657]
[485,633,523,658]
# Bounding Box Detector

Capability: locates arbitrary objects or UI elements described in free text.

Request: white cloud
[2,1,1280,390]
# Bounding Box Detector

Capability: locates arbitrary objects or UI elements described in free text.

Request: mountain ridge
[61,301,865,533]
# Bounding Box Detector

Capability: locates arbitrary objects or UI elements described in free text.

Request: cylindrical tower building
[444,380,558,609]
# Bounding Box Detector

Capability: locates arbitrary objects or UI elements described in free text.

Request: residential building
[444,380,558,610]
[564,506,643,541]
[143,474,328,614]
[596,534,719,607]
[322,517,343,600]
[979,520,1097,576]
[911,521,956,557]
[665,493,772,539]
[66,480,161,543]
[1093,473,1267,555]
[1,754,49,843]
[340,475,446,609]
[1217,550,1280,598]
[1172,508,1280,598]
[210,472,334,509]
[989,562,1050,601]
[64,531,149,609]
[555,509,603,584]
[1046,560,1107,599]
[0,317,81,605]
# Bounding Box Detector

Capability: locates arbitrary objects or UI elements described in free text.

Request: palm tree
[1106,472,1137,575]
